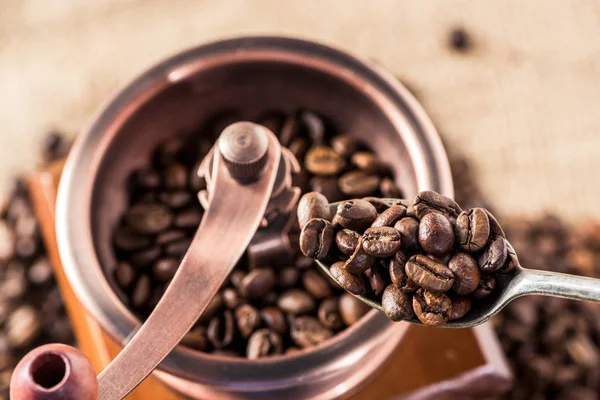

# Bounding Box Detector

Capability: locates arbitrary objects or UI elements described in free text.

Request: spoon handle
[517,268,600,302]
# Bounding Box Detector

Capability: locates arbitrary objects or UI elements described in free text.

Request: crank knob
[219,122,270,182]
[10,344,98,400]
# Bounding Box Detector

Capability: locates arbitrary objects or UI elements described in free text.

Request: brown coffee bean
[229,270,246,291]
[350,152,390,175]
[478,236,508,272]
[331,134,361,158]
[485,209,505,238]
[330,261,367,295]
[473,275,497,299]
[382,285,414,321]
[260,307,287,334]
[394,217,420,251]
[155,229,186,245]
[126,203,173,235]
[223,288,244,309]
[131,275,152,309]
[389,251,418,292]
[364,261,388,297]
[159,191,192,209]
[131,168,161,191]
[7,306,41,348]
[207,310,235,349]
[164,238,192,258]
[338,293,370,325]
[362,226,401,257]
[114,226,151,252]
[412,289,452,326]
[163,163,188,190]
[174,208,202,229]
[299,218,334,260]
[114,262,137,289]
[335,229,361,256]
[498,241,519,274]
[290,316,333,348]
[318,298,345,330]
[247,328,283,359]
[240,268,276,299]
[305,146,345,176]
[362,197,390,213]
[406,255,454,292]
[198,292,224,324]
[448,296,471,320]
[338,171,380,198]
[371,205,406,228]
[343,237,375,274]
[336,199,378,231]
[256,111,286,135]
[297,192,331,230]
[309,176,344,202]
[235,304,261,339]
[278,266,299,288]
[411,191,462,220]
[181,329,208,351]
[277,289,316,314]
[152,257,179,282]
[455,208,490,253]
[301,110,325,145]
[302,269,332,299]
[448,253,480,295]
[380,178,402,198]
[418,212,454,256]
[130,246,162,268]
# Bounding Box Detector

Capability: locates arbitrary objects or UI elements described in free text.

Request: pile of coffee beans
[493,216,600,399]
[110,110,393,358]
[0,134,74,399]
[298,190,519,325]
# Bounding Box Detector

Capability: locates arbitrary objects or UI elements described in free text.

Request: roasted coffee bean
[277,289,316,314]
[114,262,137,289]
[278,115,301,146]
[336,199,378,231]
[222,288,243,309]
[338,293,370,325]
[163,163,188,190]
[412,289,452,326]
[299,218,334,260]
[394,217,419,251]
[181,329,208,351]
[207,310,235,349]
[448,296,471,320]
[411,191,461,220]
[485,209,505,238]
[305,146,345,176]
[1,265,26,300]
[174,208,202,229]
[260,307,287,334]
[318,298,345,330]
[113,226,151,252]
[278,266,299,288]
[330,261,367,295]
[365,261,388,297]
[418,212,454,256]
[344,237,375,274]
[235,304,261,339]
[455,208,490,252]
[331,134,361,158]
[154,137,185,166]
[156,230,186,246]
[371,205,406,227]
[448,253,480,295]
[131,275,152,309]
[288,137,309,162]
[302,269,332,299]
[256,111,286,135]
[297,192,331,230]
[130,168,161,191]
[389,251,418,292]
[198,292,224,324]
[362,226,401,257]
[472,275,497,299]
[380,178,402,198]
[478,236,508,273]
[498,241,519,274]
[247,328,283,359]
[229,270,246,291]
[28,256,53,285]
[338,171,380,198]
[350,152,390,175]
[335,229,361,256]
[15,236,38,259]
[126,203,173,234]
[362,197,390,213]
[290,316,333,348]
[130,246,162,268]
[309,176,344,203]
[301,110,325,145]
[152,257,179,282]
[159,191,192,209]
[240,268,276,299]
[406,255,454,292]
[382,285,414,321]
[7,306,41,348]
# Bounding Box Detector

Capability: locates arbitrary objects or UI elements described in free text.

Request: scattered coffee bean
[222,288,243,309]
[290,316,333,348]
[247,328,283,359]
[126,203,173,234]
[114,262,137,289]
[338,171,380,198]
[350,152,390,175]
[448,296,471,320]
[382,285,414,321]
[405,255,454,293]
[371,205,406,228]
[152,257,179,282]
[362,226,401,257]
[277,289,316,314]
[331,135,360,158]
[448,253,480,295]
[240,268,276,299]
[335,229,361,256]
[336,199,378,231]
[278,266,299,288]
[330,261,367,295]
[418,212,455,256]
[318,298,345,330]
[207,310,235,349]
[412,289,452,326]
[297,192,330,230]
[343,237,375,274]
[302,269,332,299]
[338,293,370,325]
[260,307,287,335]
[394,217,420,251]
[131,275,152,309]
[410,190,461,220]
[478,236,508,273]
[455,208,490,252]
[473,275,497,299]
[235,304,261,339]
[304,146,345,176]
[380,178,402,198]
[362,197,390,213]
[364,261,388,297]
[299,218,334,260]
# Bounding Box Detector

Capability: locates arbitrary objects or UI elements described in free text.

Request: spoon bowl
[317,199,600,328]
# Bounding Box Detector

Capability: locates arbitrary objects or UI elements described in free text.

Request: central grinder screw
[218,122,270,182]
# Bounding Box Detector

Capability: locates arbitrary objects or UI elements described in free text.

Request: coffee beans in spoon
[298,190,517,325]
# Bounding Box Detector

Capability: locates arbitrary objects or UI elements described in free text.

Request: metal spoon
[316,199,600,328]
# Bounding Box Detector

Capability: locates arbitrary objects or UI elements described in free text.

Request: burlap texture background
[1,0,599,219]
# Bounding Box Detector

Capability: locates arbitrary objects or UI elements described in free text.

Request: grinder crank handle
[10,122,282,400]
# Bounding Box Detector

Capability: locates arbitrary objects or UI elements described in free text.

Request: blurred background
[2,0,600,219]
